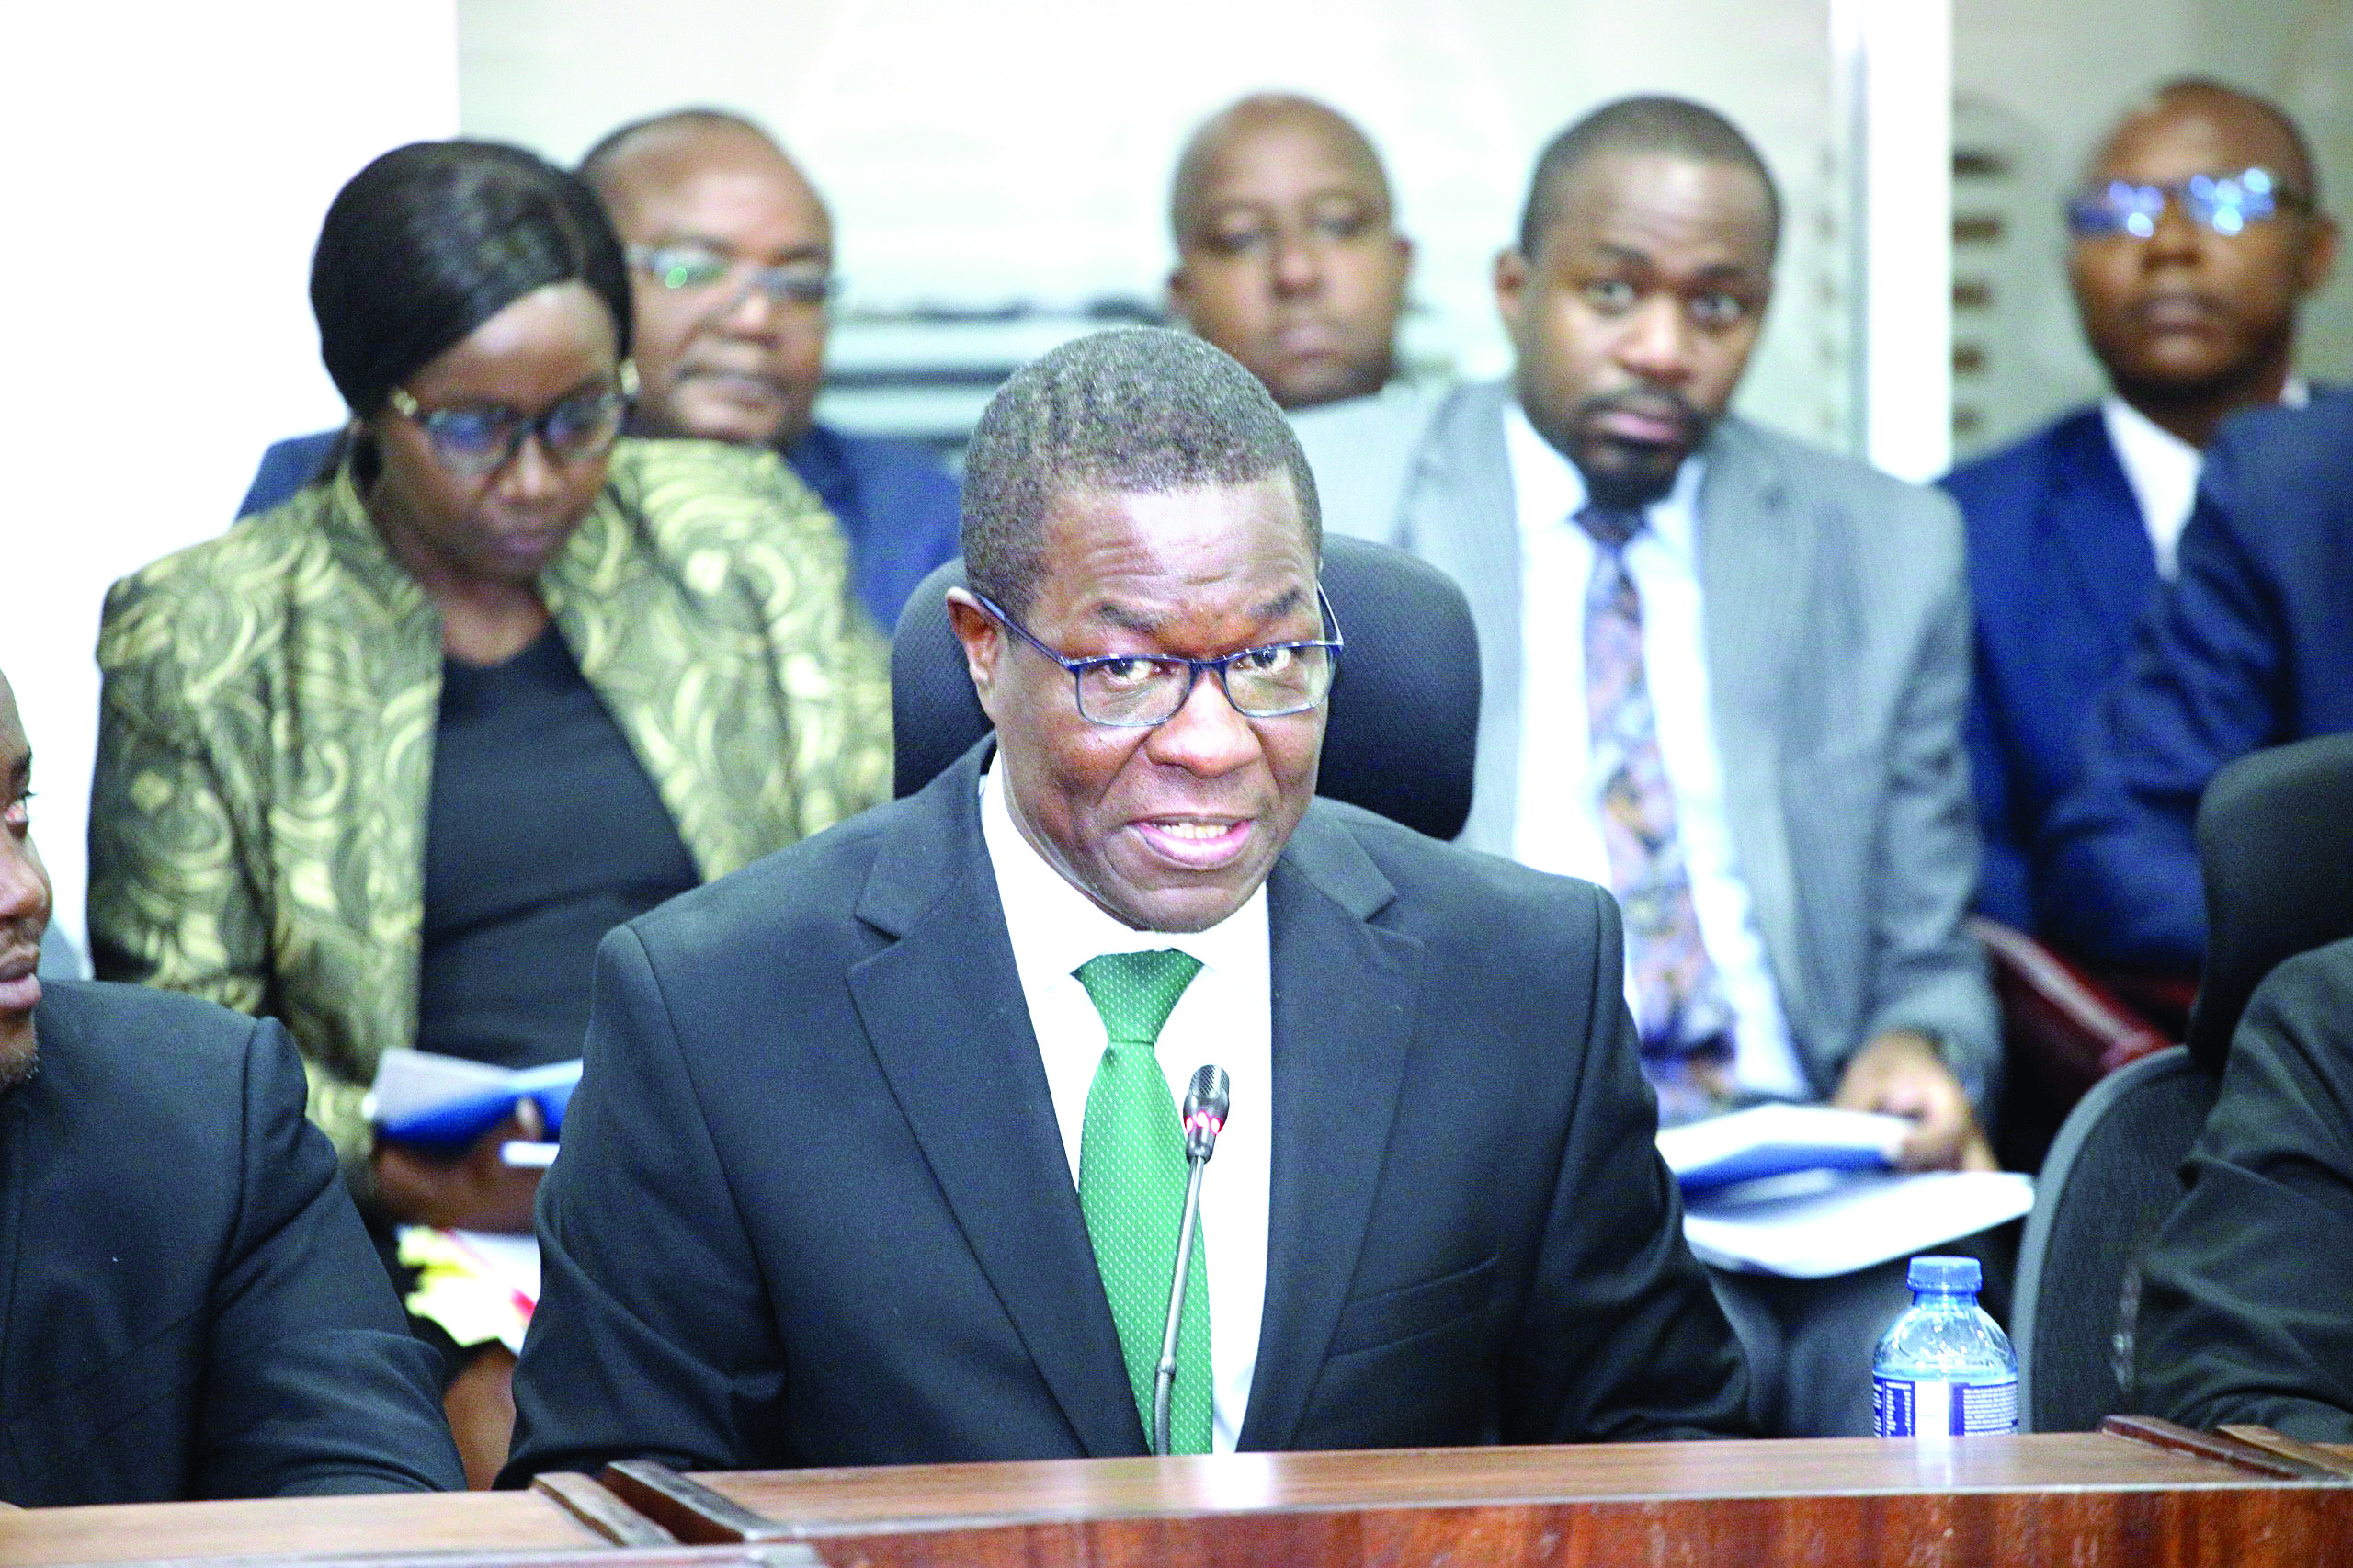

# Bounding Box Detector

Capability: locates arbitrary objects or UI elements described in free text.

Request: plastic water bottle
[1872,1255,2018,1437]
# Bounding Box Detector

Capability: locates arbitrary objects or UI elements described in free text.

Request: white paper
[1682,1169,2036,1278]
[1657,1103,1912,1184]
[362,1047,580,1134]
[445,1230,543,1309]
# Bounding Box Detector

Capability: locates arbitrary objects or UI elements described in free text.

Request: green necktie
[1074,949,1211,1455]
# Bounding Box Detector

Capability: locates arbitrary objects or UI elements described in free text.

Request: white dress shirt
[1505,402,1811,1100]
[2103,377,2308,578]
[979,761,1271,1452]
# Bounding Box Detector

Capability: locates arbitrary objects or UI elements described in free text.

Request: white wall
[456,0,1849,445]
[1836,0,1956,481]
[2,3,460,956]
[2263,4,2353,383]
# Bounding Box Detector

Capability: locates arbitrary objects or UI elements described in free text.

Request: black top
[418,626,699,1070]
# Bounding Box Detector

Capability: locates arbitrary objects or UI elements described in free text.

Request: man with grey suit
[1291,97,2000,1437]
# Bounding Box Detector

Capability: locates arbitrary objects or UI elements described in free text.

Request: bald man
[1166,95,1414,410]
[583,110,838,452]
[1940,78,2338,945]
[239,111,961,629]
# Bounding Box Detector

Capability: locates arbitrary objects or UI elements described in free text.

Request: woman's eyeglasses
[385,365,636,478]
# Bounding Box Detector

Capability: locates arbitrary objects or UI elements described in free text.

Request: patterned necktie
[1074,949,1212,1454]
[1576,504,1737,1125]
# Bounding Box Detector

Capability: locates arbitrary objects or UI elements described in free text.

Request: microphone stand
[1153,1147,1211,1459]
[1153,1065,1228,1459]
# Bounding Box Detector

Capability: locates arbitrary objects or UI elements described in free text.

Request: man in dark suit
[0,669,461,1505]
[2041,391,2353,971]
[1940,80,2336,935]
[500,328,1749,1477]
[2138,932,2353,1440]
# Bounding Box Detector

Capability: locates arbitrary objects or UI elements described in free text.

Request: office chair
[2183,731,2353,1074]
[2008,1046,2221,1433]
[1971,915,2168,1174]
[2012,733,2353,1430]
[889,534,1481,841]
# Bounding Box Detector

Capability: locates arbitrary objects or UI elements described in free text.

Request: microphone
[1154,1065,1230,1458]
[1182,1064,1231,1161]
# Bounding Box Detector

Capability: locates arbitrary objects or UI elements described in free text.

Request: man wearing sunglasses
[239,109,962,631]
[1940,80,2337,951]
[503,328,1751,1479]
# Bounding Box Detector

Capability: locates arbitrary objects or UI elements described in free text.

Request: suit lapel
[1237,811,1420,1451]
[846,749,1144,1457]
[1696,422,1819,1040]
[2046,409,2159,647]
[1403,382,1525,855]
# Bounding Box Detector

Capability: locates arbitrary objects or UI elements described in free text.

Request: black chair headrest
[890,534,1480,841]
[2186,731,2353,1072]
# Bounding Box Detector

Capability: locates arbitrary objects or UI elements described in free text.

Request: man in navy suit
[500,328,1749,1477]
[2040,390,2353,971]
[1939,79,2336,936]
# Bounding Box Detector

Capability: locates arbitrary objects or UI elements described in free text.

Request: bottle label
[1873,1374,2018,1437]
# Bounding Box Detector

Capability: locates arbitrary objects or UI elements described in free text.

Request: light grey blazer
[1291,380,1998,1104]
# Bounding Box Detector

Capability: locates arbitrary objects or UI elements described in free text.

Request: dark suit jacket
[1940,406,2156,933]
[2041,392,2353,970]
[502,744,1750,1476]
[782,423,961,628]
[0,982,461,1505]
[2137,934,2353,1440]
[236,424,959,629]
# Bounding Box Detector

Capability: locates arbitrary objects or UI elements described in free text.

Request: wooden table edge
[2216,1425,2353,1480]
[531,1472,680,1547]
[2101,1416,2353,1482]
[656,1431,2353,1545]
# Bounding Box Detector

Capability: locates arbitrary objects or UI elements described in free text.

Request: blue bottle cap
[1907,1255,1982,1292]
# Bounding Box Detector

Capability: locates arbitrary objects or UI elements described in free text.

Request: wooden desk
[0,1486,607,1566]
[7,1425,2350,1567]
[606,1423,2353,1567]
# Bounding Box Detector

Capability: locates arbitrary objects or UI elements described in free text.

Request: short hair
[961,328,1322,617]
[2104,77,2322,203]
[1518,96,1782,258]
[576,106,782,201]
[1168,94,1392,244]
[311,140,630,420]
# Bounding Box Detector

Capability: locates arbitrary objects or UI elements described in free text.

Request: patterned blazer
[89,437,893,1157]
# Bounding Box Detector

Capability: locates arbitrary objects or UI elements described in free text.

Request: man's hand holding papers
[1660,1104,2031,1278]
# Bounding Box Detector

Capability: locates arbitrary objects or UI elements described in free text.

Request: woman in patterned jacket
[88,140,892,1473]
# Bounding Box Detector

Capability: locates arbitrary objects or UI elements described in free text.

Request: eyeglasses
[628,243,839,312]
[2066,167,2311,240]
[975,588,1344,728]
[385,366,634,478]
